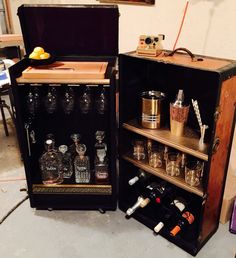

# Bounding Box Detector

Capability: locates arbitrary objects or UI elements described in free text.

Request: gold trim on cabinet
[123,119,209,161]
[122,153,204,197]
[32,184,112,195]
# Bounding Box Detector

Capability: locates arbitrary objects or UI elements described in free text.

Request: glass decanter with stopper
[58,145,73,179]
[74,144,91,183]
[94,131,109,184]
[69,133,81,161]
[39,139,63,185]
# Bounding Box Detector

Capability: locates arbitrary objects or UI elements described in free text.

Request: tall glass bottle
[39,139,63,185]
[58,145,73,179]
[74,144,91,183]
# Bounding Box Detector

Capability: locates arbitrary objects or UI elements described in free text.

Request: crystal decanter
[94,131,109,184]
[58,145,73,179]
[74,144,91,183]
[69,133,81,161]
[39,139,63,185]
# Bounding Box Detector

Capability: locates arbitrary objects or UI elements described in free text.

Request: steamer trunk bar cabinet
[9,4,236,257]
[9,4,119,211]
[118,49,236,255]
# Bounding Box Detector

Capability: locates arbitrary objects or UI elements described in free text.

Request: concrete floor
[0,98,235,258]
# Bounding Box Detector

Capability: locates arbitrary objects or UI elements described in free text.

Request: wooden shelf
[123,119,209,161]
[16,77,110,85]
[32,184,112,195]
[122,153,204,197]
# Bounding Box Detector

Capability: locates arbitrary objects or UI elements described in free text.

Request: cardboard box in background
[220,128,236,224]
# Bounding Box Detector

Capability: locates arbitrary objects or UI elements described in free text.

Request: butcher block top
[17,61,110,84]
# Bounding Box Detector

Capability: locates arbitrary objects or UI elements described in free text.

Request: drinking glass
[149,151,163,168]
[185,161,204,186]
[165,152,181,176]
[133,140,146,161]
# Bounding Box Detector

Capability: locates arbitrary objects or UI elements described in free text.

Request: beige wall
[9,0,236,176]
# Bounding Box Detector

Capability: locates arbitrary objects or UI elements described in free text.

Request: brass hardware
[212,137,220,154]
[214,106,221,122]
[32,184,112,195]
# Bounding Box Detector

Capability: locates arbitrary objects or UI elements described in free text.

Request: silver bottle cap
[59,145,68,154]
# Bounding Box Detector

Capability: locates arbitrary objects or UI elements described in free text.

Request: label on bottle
[45,166,57,171]
[182,211,195,224]
[96,171,109,179]
[97,149,106,162]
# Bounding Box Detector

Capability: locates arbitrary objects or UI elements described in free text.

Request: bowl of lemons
[28,46,55,66]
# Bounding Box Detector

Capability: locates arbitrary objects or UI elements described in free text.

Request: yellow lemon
[40,52,51,60]
[33,46,45,55]
[29,52,41,60]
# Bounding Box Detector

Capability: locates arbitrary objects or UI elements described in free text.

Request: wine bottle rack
[118,51,236,256]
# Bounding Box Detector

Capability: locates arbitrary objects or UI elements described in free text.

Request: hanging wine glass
[26,87,41,118]
[44,87,57,114]
[61,87,75,115]
[79,86,92,114]
[33,87,41,113]
[26,90,35,116]
[95,86,108,115]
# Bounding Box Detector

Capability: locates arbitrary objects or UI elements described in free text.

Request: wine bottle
[126,196,150,216]
[170,211,195,236]
[145,182,172,204]
[126,181,171,217]
[128,169,150,186]
[153,199,186,234]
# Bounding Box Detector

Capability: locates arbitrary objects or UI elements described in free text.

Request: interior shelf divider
[123,119,209,161]
[122,153,204,197]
